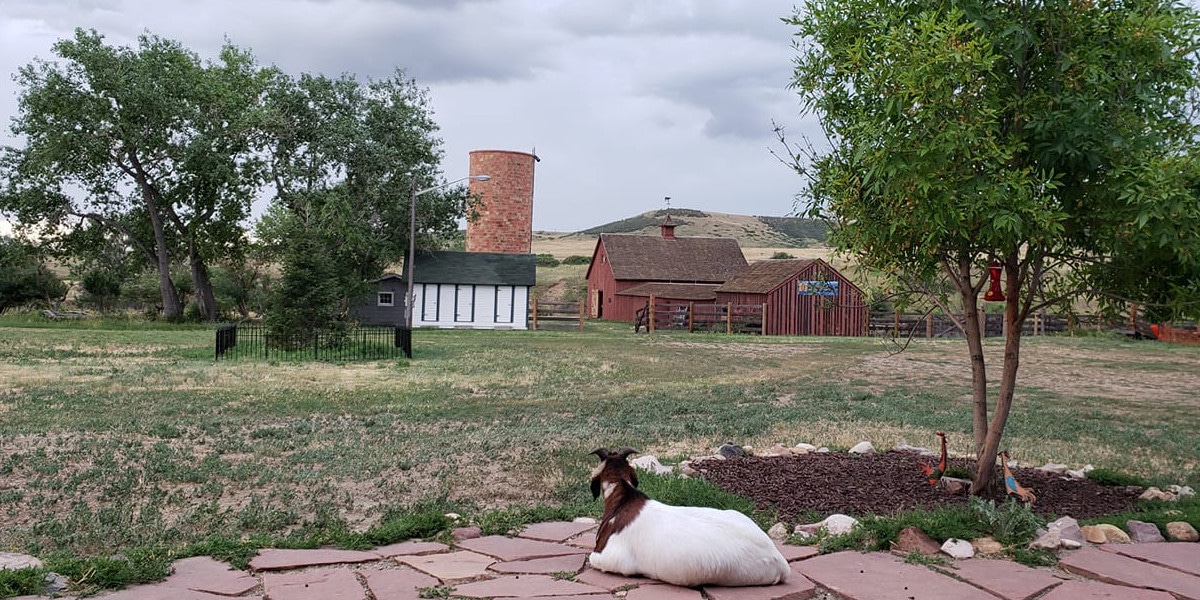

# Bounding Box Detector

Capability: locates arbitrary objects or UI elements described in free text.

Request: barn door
[455,285,475,323]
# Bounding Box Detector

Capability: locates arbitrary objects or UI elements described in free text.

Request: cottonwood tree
[258,71,468,334]
[786,0,1200,494]
[0,236,67,313]
[0,29,268,321]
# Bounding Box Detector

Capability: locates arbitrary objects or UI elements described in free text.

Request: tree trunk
[188,243,219,322]
[958,258,990,460]
[146,199,183,320]
[971,266,1024,496]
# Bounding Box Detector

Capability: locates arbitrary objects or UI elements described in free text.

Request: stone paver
[934,557,1063,600]
[704,565,817,600]
[1038,580,1177,600]
[1101,541,1200,576]
[166,556,260,596]
[489,553,589,574]
[374,540,450,557]
[519,521,599,542]
[261,568,365,600]
[457,534,590,561]
[395,549,495,582]
[451,574,609,598]
[20,521,1200,600]
[248,548,381,571]
[359,568,440,600]
[794,551,998,599]
[776,543,819,562]
[624,584,706,599]
[1059,546,1200,600]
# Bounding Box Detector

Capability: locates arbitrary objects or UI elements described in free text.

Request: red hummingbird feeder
[983,259,1005,302]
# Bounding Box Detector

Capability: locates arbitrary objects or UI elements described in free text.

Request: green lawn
[1,317,1198,578]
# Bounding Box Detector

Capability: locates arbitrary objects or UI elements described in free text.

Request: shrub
[535,254,561,268]
[561,255,591,265]
[770,252,796,259]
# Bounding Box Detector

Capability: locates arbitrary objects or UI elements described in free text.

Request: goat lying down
[588,447,790,587]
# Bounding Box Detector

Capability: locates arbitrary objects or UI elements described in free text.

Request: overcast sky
[0,0,815,234]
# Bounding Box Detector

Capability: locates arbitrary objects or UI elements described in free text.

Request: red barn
[586,218,747,322]
[715,258,868,336]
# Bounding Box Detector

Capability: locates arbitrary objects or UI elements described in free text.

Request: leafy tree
[258,70,468,332]
[0,29,269,321]
[787,0,1200,494]
[0,236,67,313]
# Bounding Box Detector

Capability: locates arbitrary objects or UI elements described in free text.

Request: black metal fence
[214,324,406,361]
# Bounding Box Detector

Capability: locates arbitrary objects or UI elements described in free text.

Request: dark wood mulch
[694,451,1143,521]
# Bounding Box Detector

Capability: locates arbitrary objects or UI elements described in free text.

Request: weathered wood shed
[585,218,748,323]
[715,258,867,336]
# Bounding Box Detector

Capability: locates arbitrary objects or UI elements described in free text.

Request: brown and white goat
[588,447,790,587]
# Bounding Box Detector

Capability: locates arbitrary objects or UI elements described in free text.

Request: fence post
[532,299,539,330]
[893,310,900,338]
[649,295,656,333]
[761,303,767,335]
[926,313,933,339]
[726,302,733,334]
[578,300,585,331]
[687,302,694,332]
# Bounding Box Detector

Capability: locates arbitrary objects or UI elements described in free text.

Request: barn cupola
[660,214,676,240]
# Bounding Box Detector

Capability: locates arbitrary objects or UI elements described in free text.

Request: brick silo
[466,150,536,254]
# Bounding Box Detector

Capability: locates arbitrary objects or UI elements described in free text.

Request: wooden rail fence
[635,297,766,335]
[530,300,584,331]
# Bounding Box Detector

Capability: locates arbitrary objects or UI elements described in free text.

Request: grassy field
[2,317,1199,572]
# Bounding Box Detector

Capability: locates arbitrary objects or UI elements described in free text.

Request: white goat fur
[588,450,789,587]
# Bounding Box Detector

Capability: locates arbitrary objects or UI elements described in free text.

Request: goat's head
[589,447,639,499]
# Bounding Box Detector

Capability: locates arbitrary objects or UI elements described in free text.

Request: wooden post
[926,313,933,339]
[726,302,733,334]
[532,299,539,330]
[762,303,767,335]
[649,295,656,333]
[578,300,585,331]
[893,310,900,338]
[688,302,695,332]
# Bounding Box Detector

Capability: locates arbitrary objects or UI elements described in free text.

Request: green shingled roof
[405,251,536,286]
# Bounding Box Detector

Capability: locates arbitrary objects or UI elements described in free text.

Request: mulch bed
[694,451,1143,521]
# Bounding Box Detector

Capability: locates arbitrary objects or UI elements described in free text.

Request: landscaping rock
[793,443,818,453]
[1140,487,1176,502]
[1166,521,1199,542]
[971,537,1005,556]
[1094,524,1131,544]
[849,441,875,455]
[716,442,747,458]
[941,538,975,559]
[892,526,941,556]
[1029,528,1063,550]
[768,522,790,542]
[941,477,970,495]
[1082,525,1109,544]
[453,526,483,541]
[0,553,42,571]
[1126,520,1166,543]
[1168,484,1196,499]
[1049,516,1086,548]
[1036,463,1069,474]
[678,460,698,477]
[631,455,673,474]
[1066,464,1094,479]
[795,513,859,537]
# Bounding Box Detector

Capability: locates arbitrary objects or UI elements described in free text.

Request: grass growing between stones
[1,317,1199,595]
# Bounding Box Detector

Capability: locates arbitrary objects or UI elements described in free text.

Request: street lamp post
[401,174,490,358]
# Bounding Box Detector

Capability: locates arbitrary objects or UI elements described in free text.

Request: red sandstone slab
[92,587,251,599]
[396,550,495,582]
[1101,542,1200,576]
[776,544,819,562]
[374,540,450,557]
[359,568,440,600]
[261,568,366,600]
[793,551,997,599]
[167,556,259,596]
[451,574,609,598]
[519,521,599,542]
[1059,547,1200,600]
[1039,580,1176,600]
[705,567,817,600]
[568,531,598,549]
[934,558,1063,600]
[576,566,651,590]
[489,553,588,574]
[457,535,589,561]
[625,585,706,599]
[249,548,381,571]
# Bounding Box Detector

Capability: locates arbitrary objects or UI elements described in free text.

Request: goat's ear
[591,477,601,500]
[590,447,610,461]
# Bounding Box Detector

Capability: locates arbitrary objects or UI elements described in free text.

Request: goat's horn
[614,447,639,460]
[590,447,610,460]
